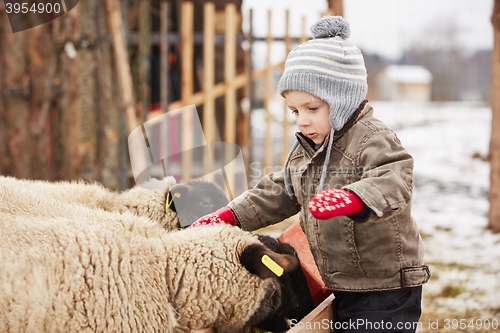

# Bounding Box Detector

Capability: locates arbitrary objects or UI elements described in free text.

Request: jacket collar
[333,99,369,139]
[295,100,371,156]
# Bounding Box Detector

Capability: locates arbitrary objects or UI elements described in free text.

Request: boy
[191,16,430,332]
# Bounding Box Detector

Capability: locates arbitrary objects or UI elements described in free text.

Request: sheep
[0,175,229,230]
[0,183,314,333]
[164,178,230,228]
[249,234,316,332]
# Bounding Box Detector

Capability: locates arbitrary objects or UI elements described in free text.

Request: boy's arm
[309,129,413,223]
[342,129,414,222]
[191,172,301,231]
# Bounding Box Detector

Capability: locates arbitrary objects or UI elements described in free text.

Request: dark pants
[332,286,422,333]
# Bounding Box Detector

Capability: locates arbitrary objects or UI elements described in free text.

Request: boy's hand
[308,188,364,220]
[188,207,236,228]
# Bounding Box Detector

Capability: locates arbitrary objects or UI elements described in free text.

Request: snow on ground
[372,101,500,327]
[252,100,500,326]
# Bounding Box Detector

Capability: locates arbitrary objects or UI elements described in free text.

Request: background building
[375,65,433,102]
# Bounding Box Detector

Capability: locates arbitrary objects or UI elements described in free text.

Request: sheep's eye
[200,199,212,208]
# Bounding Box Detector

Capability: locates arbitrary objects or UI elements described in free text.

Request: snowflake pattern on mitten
[308,188,364,220]
[188,207,235,228]
[202,213,225,226]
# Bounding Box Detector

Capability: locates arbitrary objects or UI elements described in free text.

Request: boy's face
[284,90,332,145]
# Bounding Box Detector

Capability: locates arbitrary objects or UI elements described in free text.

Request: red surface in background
[279,220,333,306]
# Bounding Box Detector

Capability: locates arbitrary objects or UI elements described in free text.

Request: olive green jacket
[228,101,430,292]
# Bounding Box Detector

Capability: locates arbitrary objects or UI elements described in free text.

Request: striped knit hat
[279,16,368,199]
[279,15,367,130]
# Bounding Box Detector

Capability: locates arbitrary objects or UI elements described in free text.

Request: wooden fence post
[160,1,169,178]
[105,0,138,135]
[160,1,169,116]
[281,9,291,166]
[243,8,254,185]
[328,0,344,17]
[224,2,237,197]
[181,1,194,181]
[137,0,151,122]
[301,16,308,43]
[264,9,273,170]
[96,1,120,189]
[489,0,500,233]
[203,2,216,182]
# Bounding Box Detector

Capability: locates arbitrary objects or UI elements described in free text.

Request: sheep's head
[168,227,314,333]
[168,180,229,227]
[240,234,315,333]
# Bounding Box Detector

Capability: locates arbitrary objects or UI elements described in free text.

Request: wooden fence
[0,0,329,191]
[141,2,311,196]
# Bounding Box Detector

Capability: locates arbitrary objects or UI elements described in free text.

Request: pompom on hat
[280,16,368,199]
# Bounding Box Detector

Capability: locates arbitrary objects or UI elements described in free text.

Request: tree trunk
[59,6,83,181]
[0,10,10,175]
[96,1,120,189]
[79,0,98,181]
[0,0,137,188]
[1,27,32,179]
[489,0,500,233]
[29,23,58,180]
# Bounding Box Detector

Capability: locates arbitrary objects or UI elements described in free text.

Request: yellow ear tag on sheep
[261,255,284,277]
[165,192,181,210]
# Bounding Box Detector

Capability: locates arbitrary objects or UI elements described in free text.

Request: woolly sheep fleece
[0,183,296,333]
[0,176,228,231]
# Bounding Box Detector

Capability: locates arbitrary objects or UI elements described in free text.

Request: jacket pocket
[354,218,402,278]
[400,265,431,288]
[319,218,365,276]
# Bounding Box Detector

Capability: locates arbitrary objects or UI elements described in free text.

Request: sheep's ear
[240,244,299,279]
[167,185,189,213]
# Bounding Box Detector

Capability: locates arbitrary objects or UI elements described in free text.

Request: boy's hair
[278,16,367,131]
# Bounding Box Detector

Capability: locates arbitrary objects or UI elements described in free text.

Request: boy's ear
[240,243,299,279]
[167,184,189,213]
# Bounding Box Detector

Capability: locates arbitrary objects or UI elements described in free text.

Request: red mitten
[188,207,236,228]
[308,188,364,220]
